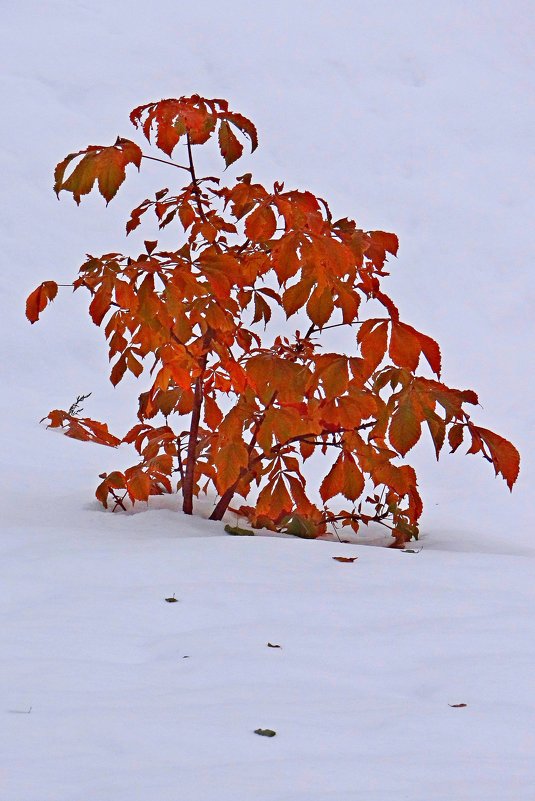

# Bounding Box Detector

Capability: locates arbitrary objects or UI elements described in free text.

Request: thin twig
[141,155,190,173]
[186,135,208,222]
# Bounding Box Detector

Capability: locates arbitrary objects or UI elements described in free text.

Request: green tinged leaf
[224,524,255,536]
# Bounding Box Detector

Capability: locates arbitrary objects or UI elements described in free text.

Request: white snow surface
[1,2,534,799]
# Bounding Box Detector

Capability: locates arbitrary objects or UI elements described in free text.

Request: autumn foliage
[27,94,520,546]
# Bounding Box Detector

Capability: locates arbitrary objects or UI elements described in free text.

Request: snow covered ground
[1,2,534,799]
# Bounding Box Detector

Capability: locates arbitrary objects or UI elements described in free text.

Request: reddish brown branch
[182,346,210,515]
[186,134,208,223]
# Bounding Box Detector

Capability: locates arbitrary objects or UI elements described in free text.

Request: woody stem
[182,350,209,515]
[209,393,278,522]
[186,134,208,222]
[209,430,260,522]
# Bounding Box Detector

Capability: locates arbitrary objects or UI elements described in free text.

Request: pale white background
[1,2,534,799]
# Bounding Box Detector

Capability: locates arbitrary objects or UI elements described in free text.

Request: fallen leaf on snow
[224,524,255,536]
[448,703,468,708]
[332,556,358,563]
[254,728,277,737]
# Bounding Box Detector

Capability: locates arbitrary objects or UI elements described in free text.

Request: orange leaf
[365,230,399,268]
[272,232,302,282]
[315,355,349,400]
[246,355,312,404]
[332,556,358,563]
[341,454,365,501]
[282,278,313,317]
[320,453,345,502]
[256,477,292,519]
[357,319,388,369]
[245,205,277,243]
[214,440,249,494]
[204,396,223,430]
[306,285,334,328]
[95,471,126,508]
[389,392,422,456]
[271,477,293,516]
[335,283,360,324]
[126,470,151,502]
[25,281,58,324]
[389,321,421,372]
[127,350,143,378]
[416,330,441,377]
[179,202,196,231]
[115,280,139,311]
[388,322,441,376]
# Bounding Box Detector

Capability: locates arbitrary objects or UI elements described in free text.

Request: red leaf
[25,281,58,324]
[476,427,520,490]
[110,353,127,386]
[365,231,399,268]
[448,424,465,453]
[218,120,243,167]
[89,284,113,326]
[54,138,142,204]
[222,111,258,152]
[369,230,399,256]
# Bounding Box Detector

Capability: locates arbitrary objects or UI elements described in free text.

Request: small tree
[27,94,519,545]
